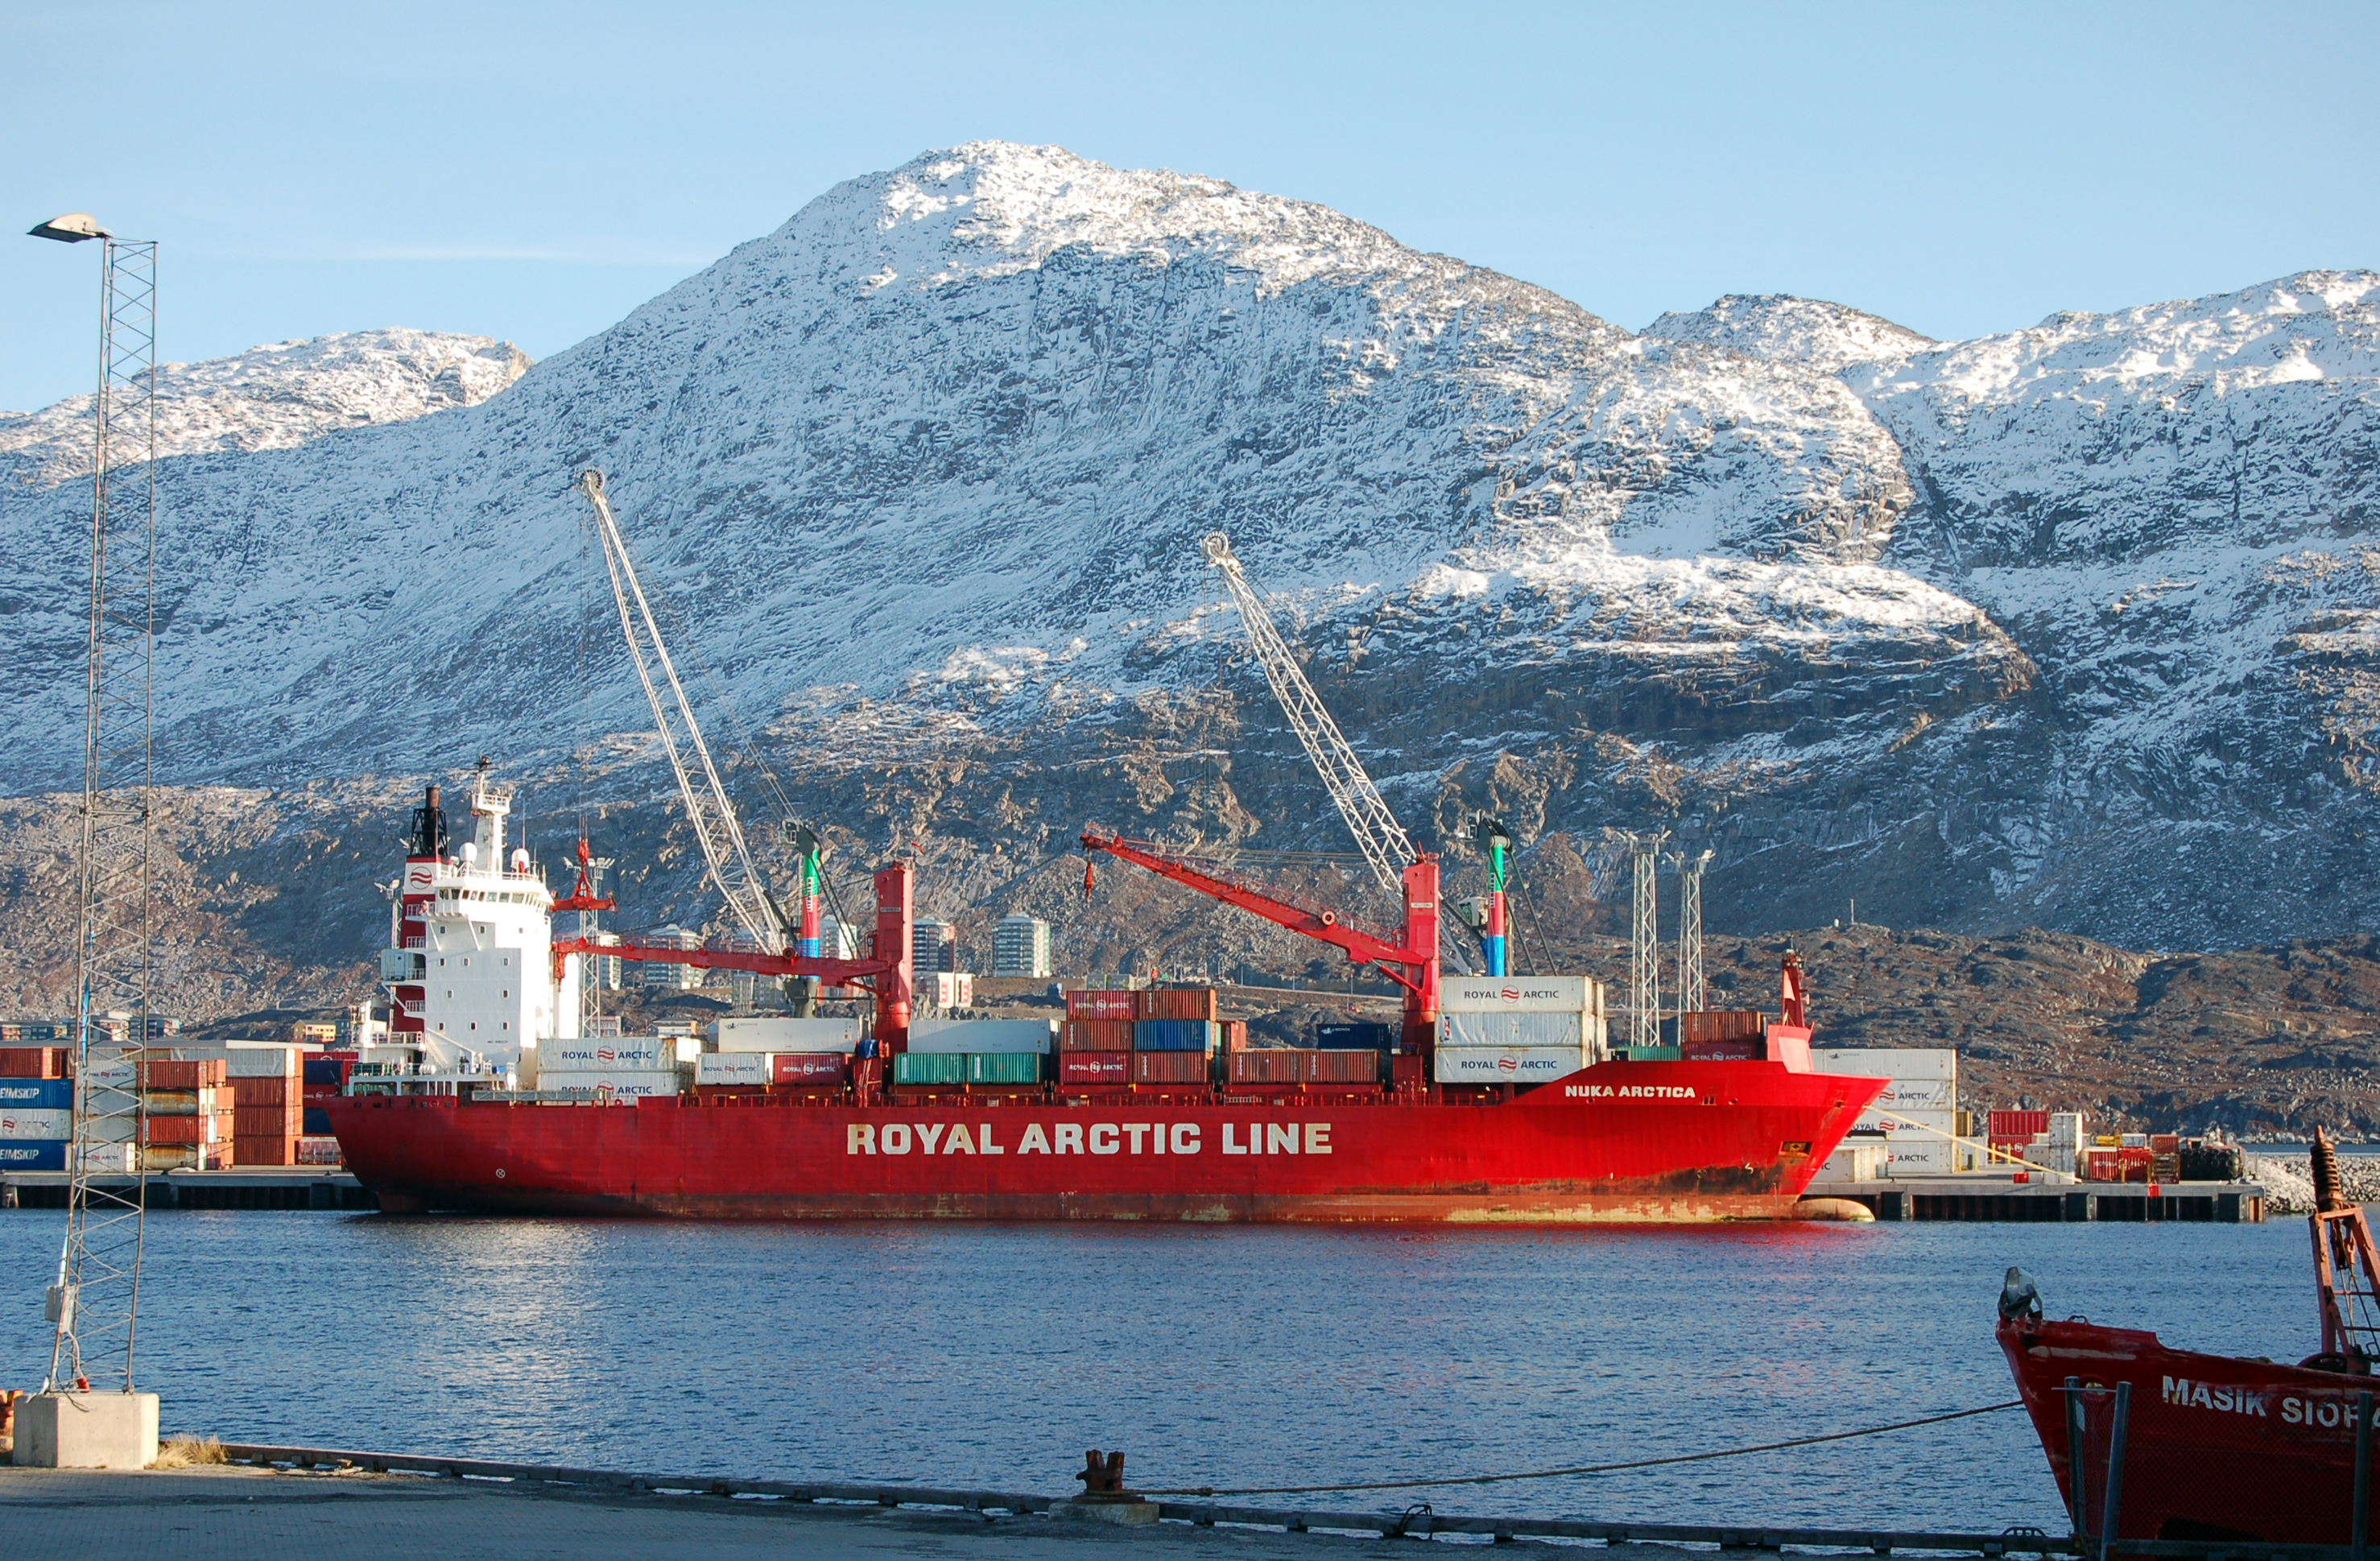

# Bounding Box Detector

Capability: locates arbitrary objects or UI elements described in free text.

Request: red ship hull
[328,1059,1882,1224]
[2000,1315,2377,1542]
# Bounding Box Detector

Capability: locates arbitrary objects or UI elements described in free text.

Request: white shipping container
[1883,1138,1957,1177]
[77,1143,137,1175]
[2047,1113,2088,1151]
[1432,1047,1588,1084]
[1809,1140,1888,1185]
[0,1109,71,1140]
[543,1038,677,1071]
[1855,1107,1956,1139]
[713,1017,865,1053]
[695,1052,772,1086]
[1439,1011,1585,1049]
[1812,1047,1957,1081]
[1440,976,1594,1014]
[907,1018,1056,1054]
[170,1046,304,1077]
[536,1069,680,1098]
[1870,1078,1958,1113]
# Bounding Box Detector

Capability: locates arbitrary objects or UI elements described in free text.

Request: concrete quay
[1815,1176,2266,1222]
[0,1461,1687,1561]
[1,1168,377,1212]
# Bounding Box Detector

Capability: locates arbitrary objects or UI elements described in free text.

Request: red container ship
[327,778,1885,1223]
[1998,1128,2380,1542]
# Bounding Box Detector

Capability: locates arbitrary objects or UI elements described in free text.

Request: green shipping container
[968,1051,1043,1085]
[893,1052,967,1086]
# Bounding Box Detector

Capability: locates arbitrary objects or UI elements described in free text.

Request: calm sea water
[0,1212,2313,1530]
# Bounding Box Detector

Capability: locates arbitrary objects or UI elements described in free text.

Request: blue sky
[5,0,2374,413]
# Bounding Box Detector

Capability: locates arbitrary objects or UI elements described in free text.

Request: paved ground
[0,1464,1610,1559]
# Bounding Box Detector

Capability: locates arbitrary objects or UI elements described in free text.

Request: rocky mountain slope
[0,143,2375,1085]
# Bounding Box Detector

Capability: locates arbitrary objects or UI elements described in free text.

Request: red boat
[1998,1129,2380,1543]
[327,1056,1881,1221]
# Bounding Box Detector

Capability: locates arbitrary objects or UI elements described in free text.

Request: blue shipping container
[0,1141,67,1171]
[0,1079,72,1109]
[303,1107,331,1135]
[1132,1019,1217,1053]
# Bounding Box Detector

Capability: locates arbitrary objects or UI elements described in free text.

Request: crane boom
[1202,532,1415,902]
[577,469,783,954]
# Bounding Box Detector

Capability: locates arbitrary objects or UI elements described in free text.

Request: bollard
[2097,1381,2130,1561]
[2063,1377,2089,1545]
[2357,1390,2374,1561]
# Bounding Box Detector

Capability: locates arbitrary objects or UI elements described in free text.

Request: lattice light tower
[31,213,158,1397]
[1671,849,1713,1017]
[1617,830,1667,1049]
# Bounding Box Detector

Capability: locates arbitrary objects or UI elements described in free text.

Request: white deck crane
[577,470,785,954]
[1201,533,1470,973]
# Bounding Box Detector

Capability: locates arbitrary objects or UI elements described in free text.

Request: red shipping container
[138,1059,227,1089]
[143,1113,229,1145]
[1058,1051,1130,1085]
[1060,1020,1134,1052]
[1676,1010,1766,1044]
[1132,1051,1209,1085]
[1228,1051,1304,1085]
[1680,1037,1762,1061]
[1135,987,1220,1022]
[2148,1133,2180,1154]
[1390,1051,1423,1084]
[233,1135,295,1167]
[1307,1050,1381,1084]
[0,1047,68,1078]
[1989,1110,2050,1138]
[771,1053,848,1086]
[232,1077,295,1108]
[1223,1021,1249,1052]
[1065,989,1137,1022]
[233,1104,303,1138]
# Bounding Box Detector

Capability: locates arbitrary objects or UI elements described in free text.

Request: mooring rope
[1138,1400,2026,1498]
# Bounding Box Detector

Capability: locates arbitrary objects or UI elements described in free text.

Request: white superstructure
[386,771,578,1073]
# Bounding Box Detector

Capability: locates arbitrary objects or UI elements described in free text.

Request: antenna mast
[1672,847,1711,1015]
[39,221,158,1397]
[1618,830,1667,1050]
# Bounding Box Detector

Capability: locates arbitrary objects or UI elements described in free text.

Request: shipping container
[1812,1047,1956,1081]
[303,1055,355,1088]
[1058,1051,1130,1086]
[233,1105,302,1138]
[1439,1011,1585,1050]
[714,1016,866,1053]
[1223,1020,1250,1052]
[1132,1051,1209,1085]
[892,1052,968,1087]
[0,1140,67,1171]
[696,1052,773,1086]
[230,1076,296,1109]
[1060,1020,1135,1052]
[1228,1049,1384,1085]
[967,1051,1044,1085]
[0,1079,72,1110]
[1065,989,1138,1022]
[1133,1019,1216,1053]
[1679,1036,1763,1061]
[1136,986,1220,1022]
[1440,976,1594,1014]
[140,1088,225,1117]
[233,1135,295,1167]
[1882,1138,1956,1177]
[543,1039,682,1071]
[1990,1110,2051,1139]
[0,1108,72,1140]
[142,1143,228,1172]
[909,1018,1055,1055]
[143,1114,225,1146]
[1227,1051,1304,1085]
[771,1053,848,1086]
[2148,1133,2180,1154]
[535,1069,680,1098]
[1672,1010,1768,1044]
[1316,1022,1395,1051]
[0,1047,69,1078]
[302,1106,333,1136]
[1432,1047,1585,1084]
[74,1143,137,1175]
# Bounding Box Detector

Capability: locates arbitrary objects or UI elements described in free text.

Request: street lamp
[29,212,111,242]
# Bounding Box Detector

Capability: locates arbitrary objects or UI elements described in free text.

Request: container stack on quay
[0,1046,74,1173]
[1813,1047,1973,1177]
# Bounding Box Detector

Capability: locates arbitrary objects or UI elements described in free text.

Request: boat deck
[1812,1175,2265,1221]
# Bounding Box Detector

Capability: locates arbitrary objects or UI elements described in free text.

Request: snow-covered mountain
[1,328,530,491]
[0,142,2374,965]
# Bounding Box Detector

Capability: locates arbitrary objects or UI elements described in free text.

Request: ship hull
[2001,1316,2378,1542]
[328,1059,1881,1225]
